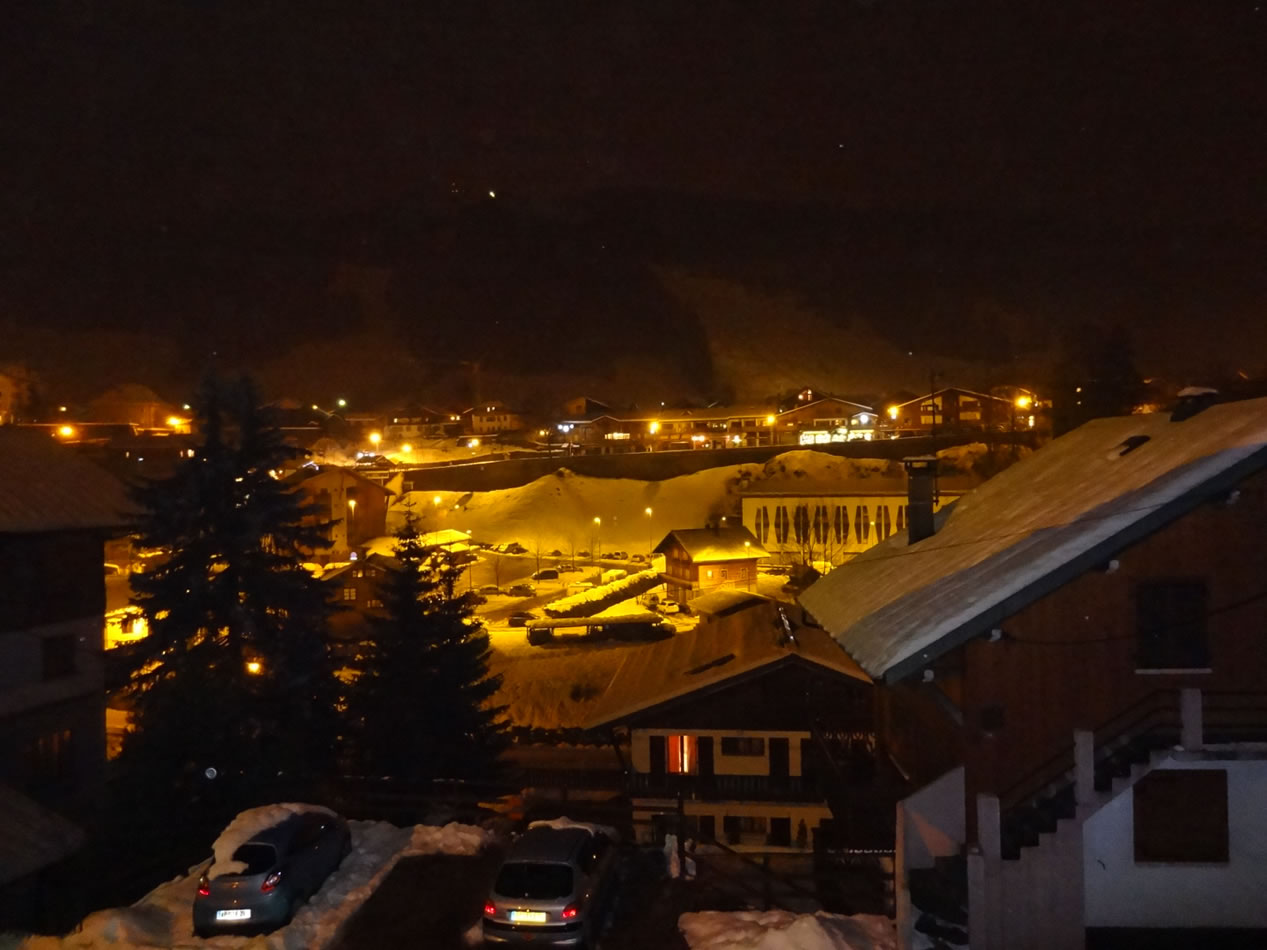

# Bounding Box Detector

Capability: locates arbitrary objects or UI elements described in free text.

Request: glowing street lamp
[593,516,602,571]
[645,507,654,556]
[400,443,412,454]
[433,495,443,507]
[368,431,381,451]
[57,425,76,439]
[347,498,357,545]
[246,660,263,675]
[1014,394,1033,410]
[337,398,347,408]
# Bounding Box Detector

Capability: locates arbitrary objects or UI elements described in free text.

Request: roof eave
[877,444,1267,684]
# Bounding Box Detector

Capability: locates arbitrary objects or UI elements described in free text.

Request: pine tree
[115,373,339,809]
[348,512,507,781]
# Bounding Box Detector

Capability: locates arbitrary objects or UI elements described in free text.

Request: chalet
[87,383,180,431]
[384,406,455,442]
[0,429,129,929]
[884,387,1016,436]
[288,465,392,562]
[774,390,877,443]
[800,393,1267,948]
[587,594,884,852]
[465,403,525,436]
[324,553,400,656]
[654,527,767,605]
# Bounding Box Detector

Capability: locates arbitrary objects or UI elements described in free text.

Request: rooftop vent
[1171,387,1220,423]
[1110,435,1151,459]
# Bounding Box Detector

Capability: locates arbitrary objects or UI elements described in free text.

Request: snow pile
[542,566,661,618]
[679,910,897,950]
[209,803,335,878]
[527,816,619,842]
[403,821,492,856]
[18,818,493,950]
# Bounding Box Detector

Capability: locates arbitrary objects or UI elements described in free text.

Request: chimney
[1170,386,1220,423]
[903,456,939,544]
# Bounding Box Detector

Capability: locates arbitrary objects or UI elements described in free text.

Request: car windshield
[230,842,278,875]
[494,862,574,900]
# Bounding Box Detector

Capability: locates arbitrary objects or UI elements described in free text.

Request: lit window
[342,587,357,602]
[667,735,697,774]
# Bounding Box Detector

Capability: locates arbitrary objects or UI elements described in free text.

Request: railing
[631,772,822,803]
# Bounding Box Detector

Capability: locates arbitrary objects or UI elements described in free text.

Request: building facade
[653,527,767,605]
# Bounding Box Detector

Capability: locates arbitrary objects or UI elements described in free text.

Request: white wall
[1083,757,1267,928]
[900,766,966,870]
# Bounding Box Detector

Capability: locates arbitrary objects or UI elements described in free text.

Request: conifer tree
[116,373,339,808]
[348,512,506,780]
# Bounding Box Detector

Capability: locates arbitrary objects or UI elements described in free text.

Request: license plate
[215,909,252,921]
[509,910,547,923]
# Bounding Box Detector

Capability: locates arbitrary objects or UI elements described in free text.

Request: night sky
[3,1,1265,404]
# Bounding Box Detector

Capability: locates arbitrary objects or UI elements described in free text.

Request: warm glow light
[593,516,601,525]
[58,405,68,412]
[488,190,496,198]
[337,398,347,407]
[369,431,381,446]
[1015,394,1033,410]
[887,406,899,420]
[468,438,480,448]
[648,421,660,434]
[246,661,262,675]
[538,429,547,436]
[166,415,184,428]
[400,443,412,453]
[765,414,775,425]
[645,507,653,516]
[57,425,75,438]
[347,499,357,512]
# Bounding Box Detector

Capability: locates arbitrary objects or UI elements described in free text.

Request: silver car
[481,825,617,948]
[193,810,351,937]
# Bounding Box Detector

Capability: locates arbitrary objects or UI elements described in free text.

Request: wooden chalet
[288,465,392,562]
[801,392,1267,948]
[885,387,1014,436]
[653,526,767,605]
[587,593,889,853]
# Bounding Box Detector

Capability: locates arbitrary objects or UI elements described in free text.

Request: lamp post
[347,498,357,550]
[645,507,654,557]
[593,516,601,578]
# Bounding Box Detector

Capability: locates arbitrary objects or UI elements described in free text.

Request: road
[332,849,504,950]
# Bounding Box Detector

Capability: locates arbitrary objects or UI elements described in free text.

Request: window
[757,506,771,544]
[793,506,810,544]
[855,506,870,543]
[667,735,697,774]
[27,729,72,787]
[737,566,747,580]
[833,505,843,544]
[366,598,383,609]
[879,505,892,540]
[1136,580,1209,670]
[774,506,790,544]
[41,634,76,680]
[723,815,767,842]
[720,567,728,581]
[813,505,828,544]
[342,587,358,602]
[720,737,765,756]
[897,505,905,533]
[1133,770,1228,863]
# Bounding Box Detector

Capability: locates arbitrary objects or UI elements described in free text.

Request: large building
[802,393,1267,948]
[0,429,129,929]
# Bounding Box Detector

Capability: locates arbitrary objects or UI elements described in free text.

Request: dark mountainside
[3,195,1265,407]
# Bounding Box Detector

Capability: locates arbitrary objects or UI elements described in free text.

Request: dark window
[1136,580,1209,669]
[720,737,766,756]
[881,506,892,539]
[698,815,716,841]
[897,505,905,533]
[855,506,870,543]
[774,506,790,544]
[26,729,73,787]
[793,506,810,544]
[41,635,77,680]
[231,843,279,875]
[724,815,767,834]
[757,507,770,544]
[979,705,1005,734]
[769,817,792,847]
[494,863,574,899]
[1134,770,1228,863]
[833,506,843,544]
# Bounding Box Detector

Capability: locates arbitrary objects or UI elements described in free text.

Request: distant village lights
[368,431,381,449]
[57,424,75,438]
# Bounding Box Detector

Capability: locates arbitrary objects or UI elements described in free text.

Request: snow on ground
[19,820,493,950]
[390,449,902,555]
[679,910,896,950]
[209,804,334,878]
[489,646,623,730]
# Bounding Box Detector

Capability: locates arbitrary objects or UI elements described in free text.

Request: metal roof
[0,428,132,533]
[799,397,1267,682]
[653,526,768,561]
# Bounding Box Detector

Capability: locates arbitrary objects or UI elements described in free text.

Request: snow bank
[679,910,896,950]
[18,818,493,950]
[209,803,334,878]
[527,816,619,842]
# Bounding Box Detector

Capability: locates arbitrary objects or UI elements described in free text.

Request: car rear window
[231,843,278,874]
[494,862,574,899]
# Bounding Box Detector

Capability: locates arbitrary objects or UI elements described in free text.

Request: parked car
[531,569,559,581]
[482,825,618,947]
[629,554,646,564]
[194,809,351,937]
[505,542,528,555]
[509,583,535,597]
[508,612,537,627]
[480,584,503,595]
[576,550,590,559]
[547,549,563,558]
[657,601,681,615]
[557,563,579,573]
[605,551,628,561]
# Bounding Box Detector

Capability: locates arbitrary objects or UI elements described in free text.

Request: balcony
[630,771,823,803]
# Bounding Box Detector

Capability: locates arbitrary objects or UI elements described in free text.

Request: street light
[593,517,602,573]
[368,432,381,454]
[347,498,357,547]
[645,507,654,556]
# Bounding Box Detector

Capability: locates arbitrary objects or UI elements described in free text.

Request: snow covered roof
[654,526,768,561]
[799,397,1267,682]
[587,601,868,728]
[0,783,84,884]
[0,428,131,533]
[890,387,1011,407]
[690,588,770,618]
